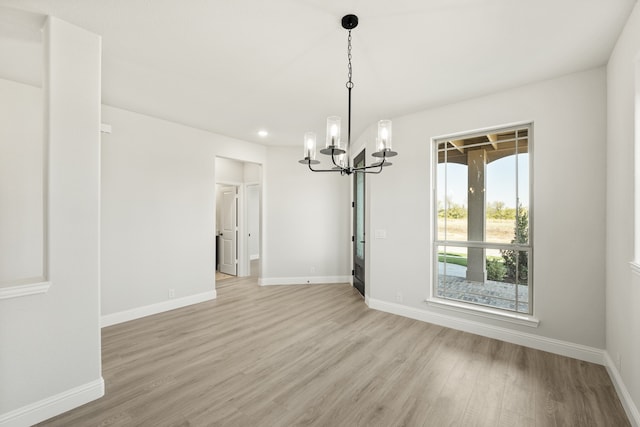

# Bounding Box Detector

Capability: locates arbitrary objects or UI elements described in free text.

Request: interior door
[220,186,238,276]
[353,150,365,297]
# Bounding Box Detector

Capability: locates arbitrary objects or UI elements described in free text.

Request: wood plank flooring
[38,276,630,426]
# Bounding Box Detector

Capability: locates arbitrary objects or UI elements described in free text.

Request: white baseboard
[0,377,104,427]
[367,298,605,365]
[259,276,351,286]
[249,254,260,261]
[101,290,217,328]
[604,352,640,427]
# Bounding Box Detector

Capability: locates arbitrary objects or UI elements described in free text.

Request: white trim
[0,377,104,427]
[259,276,351,286]
[431,120,535,142]
[250,254,260,261]
[0,280,51,300]
[426,297,539,327]
[101,290,216,328]
[368,297,604,364]
[604,352,640,427]
[630,261,640,277]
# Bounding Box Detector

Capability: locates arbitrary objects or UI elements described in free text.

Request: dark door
[353,150,365,297]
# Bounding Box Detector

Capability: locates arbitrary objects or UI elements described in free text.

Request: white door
[220,186,237,276]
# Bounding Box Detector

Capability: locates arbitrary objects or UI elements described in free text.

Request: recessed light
[258,130,268,137]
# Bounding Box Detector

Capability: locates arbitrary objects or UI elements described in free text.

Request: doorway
[353,149,365,297]
[215,157,262,283]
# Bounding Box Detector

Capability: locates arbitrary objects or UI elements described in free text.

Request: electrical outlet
[310,266,316,274]
[168,289,175,299]
[395,292,403,303]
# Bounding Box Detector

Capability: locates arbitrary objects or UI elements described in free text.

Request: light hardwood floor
[39,275,629,426]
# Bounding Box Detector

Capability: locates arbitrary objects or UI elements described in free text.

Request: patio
[437,262,529,313]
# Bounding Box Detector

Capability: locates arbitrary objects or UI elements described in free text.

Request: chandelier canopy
[298,14,397,175]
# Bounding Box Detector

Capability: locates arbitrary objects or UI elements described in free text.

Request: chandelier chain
[346,30,354,89]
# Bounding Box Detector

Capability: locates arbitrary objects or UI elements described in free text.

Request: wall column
[0,16,103,426]
[466,149,486,282]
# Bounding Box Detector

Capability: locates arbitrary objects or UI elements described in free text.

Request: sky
[437,153,529,208]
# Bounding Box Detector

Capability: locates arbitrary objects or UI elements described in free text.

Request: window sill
[0,279,51,300]
[426,297,540,328]
[630,261,640,277]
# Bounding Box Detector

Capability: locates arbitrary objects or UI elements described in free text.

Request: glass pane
[486,142,517,244]
[438,247,468,279]
[356,170,364,259]
[517,137,530,245]
[437,163,446,241]
[436,245,531,313]
[516,250,530,313]
[444,162,468,241]
[437,245,468,300]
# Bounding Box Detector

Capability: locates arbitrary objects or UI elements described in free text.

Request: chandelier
[298,14,397,175]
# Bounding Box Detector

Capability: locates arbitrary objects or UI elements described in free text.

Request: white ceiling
[0,0,636,147]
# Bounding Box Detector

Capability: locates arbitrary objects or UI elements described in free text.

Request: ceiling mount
[341,14,358,30]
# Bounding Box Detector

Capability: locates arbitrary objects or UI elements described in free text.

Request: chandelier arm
[354,166,383,174]
[352,157,386,171]
[307,162,343,173]
[330,151,348,170]
[361,166,384,174]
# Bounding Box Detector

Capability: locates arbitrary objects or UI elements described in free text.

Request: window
[433,124,532,315]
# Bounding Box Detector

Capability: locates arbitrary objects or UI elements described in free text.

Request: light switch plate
[375,229,387,239]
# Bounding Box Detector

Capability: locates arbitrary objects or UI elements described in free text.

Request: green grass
[438,252,467,267]
[437,252,505,268]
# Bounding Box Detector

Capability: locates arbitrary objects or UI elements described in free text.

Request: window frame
[429,122,535,321]
[632,55,640,276]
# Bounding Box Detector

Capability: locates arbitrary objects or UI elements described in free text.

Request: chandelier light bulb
[377,120,392,151]
[304,132,317,160]
[326,116,341,149]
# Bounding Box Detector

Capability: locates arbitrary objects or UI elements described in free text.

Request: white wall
[0,79,43,284]
[606,2,640,423]
[244,162,261,183]
[216,157,244,183]
[247,183,260,259]
[0,17,103,425]
[261,146,351,284]
[101,106,267,318]
[359,68,607,350]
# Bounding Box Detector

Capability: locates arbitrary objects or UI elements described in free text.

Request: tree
[438,196,467,219]
[501,205,528,283]
[486,201,516,220]
[486,258,506,281]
